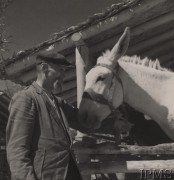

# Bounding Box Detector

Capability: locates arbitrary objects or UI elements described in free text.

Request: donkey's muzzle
[78,92,102,130]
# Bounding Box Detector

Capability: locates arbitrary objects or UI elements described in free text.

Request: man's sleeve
[62,100,87,132]
[6,91,37,180]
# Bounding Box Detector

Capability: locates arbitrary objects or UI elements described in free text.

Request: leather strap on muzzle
[82,63,123,111]
[83,90,115,111]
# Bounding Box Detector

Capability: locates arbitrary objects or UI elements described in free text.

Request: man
[6,50,84,180]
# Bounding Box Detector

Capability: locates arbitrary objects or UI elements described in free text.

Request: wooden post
[71,33,90,108]
[72,33,91,180]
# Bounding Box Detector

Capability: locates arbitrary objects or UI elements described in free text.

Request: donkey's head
[79,27,130,130]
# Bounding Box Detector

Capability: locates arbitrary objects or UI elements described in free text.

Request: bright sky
[5,0,121,57]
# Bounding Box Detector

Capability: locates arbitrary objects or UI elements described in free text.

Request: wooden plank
[79,160,174,175]
[159,52,174,65]
[141,40,174,59]
[129,11,174,45]
[5,53,75,78]
[5,56,36,77]
[62,80,76,92]
[127,28,174,55]
[163,60,174,68]
[66,95,77,104]
[62,68,76,82]
[92,27,174,57]
[72,33,89,107]
[18,67,76,85]
[58,88,76,100]
[86,154,174,162]
[55,0,174,53]
[86,1,174,50]
[19,25,174,84]
[74,142,174,155]
[90,11,174,56]
[18,69,37,84]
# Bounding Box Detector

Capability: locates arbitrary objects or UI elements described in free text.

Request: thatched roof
[1,0,140,67]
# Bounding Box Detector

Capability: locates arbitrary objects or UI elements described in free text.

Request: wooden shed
[1,0,174,105]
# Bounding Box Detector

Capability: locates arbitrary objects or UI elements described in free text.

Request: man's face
[47,63,65,93]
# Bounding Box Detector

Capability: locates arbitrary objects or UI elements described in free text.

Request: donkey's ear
[109,27,130,64]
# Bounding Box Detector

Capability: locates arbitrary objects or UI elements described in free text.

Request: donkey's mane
[120,55,169,71]
[98,50,169,72]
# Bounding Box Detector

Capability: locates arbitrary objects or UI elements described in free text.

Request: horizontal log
[64,14,174,64]
[55,0,172,52]
[159,52,174,65]
[62,80,76,92]
[127,28,174,56]
[74,142,174,155]
[18,28,174,84]
[91,11,174,56]
[5,56,36,77]
[5,20,174,85]
[79,160,174,175]
[17,67,76,85]
[5,53,75,78]
[163,60,174,69]
[72,11,174,62]
[58,88,76,100]
[66,95,77,104]
[86,154,174,163]
[141,40,174,59]
[18,69,37,84]
[128,11,174,46]
[87,2,174,51]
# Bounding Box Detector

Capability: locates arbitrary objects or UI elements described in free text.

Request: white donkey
[79,27,174,141]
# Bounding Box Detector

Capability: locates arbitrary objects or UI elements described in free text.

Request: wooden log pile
[73,135,174,176]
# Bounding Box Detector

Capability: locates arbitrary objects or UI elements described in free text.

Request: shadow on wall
[96,103,173,146]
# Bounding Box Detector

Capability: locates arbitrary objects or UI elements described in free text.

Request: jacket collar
[31,81,44,94]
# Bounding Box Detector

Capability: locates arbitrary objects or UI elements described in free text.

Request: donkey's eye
[96,76,105,82]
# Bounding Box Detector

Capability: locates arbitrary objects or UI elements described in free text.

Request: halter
[83,63,123,111]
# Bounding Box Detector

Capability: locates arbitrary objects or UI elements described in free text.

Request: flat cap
[36,50,74,68]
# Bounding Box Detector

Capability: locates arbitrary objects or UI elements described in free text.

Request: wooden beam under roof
[62,80,76,92]
[3,0,174,80]
[159,52,174,66]
[163,60,174,69]
[54,0,174,54]
[5,56,36,78]
[128,11,174,46]
[90,11,174,56]
[66,95,77,104]
[16,67,76,85]
[58,88,76,100]
[127,28,174,56]
[141,40,174,59]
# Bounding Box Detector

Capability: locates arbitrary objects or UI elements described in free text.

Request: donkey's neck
[117,61,174,129]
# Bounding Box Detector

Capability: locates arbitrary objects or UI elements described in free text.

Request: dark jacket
[6,82,82,180]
